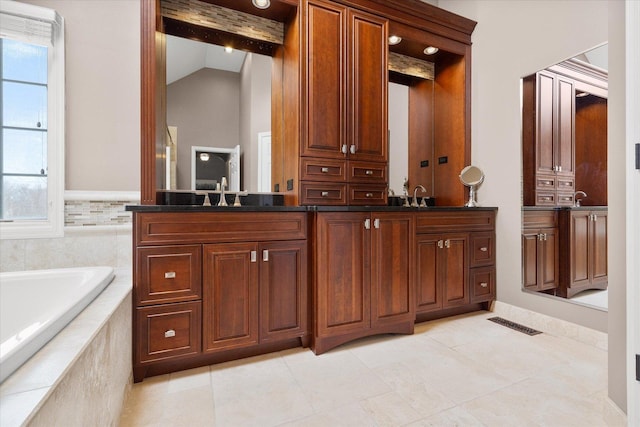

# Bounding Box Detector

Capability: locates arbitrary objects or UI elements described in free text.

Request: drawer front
[535,192,556,206]
[300,182,347,205]
[535,175,556,190]
[556,177,575,192]
[416,210,496,233]
[348,184,387,205]
[522,209,557,229]
[556,192,575,206]
[301,158,347,182]
[470,266,495,303]
[136,301,201,364]
[135,212,307,245]
[136,245,201,305]
[470,233,495,267]
[348,161,387,184]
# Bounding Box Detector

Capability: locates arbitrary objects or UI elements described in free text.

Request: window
[0,1,64,239]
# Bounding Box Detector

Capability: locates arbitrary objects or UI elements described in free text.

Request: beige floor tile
[279,402,378,427]
[407,406,485,427]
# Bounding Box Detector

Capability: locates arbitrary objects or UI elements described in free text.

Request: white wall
[437,0,625,411]
[23,0,140,192]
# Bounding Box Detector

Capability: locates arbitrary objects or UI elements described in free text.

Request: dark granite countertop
[126,204,498,213]
[522,206,608,211]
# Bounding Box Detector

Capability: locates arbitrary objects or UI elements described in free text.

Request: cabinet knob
[479,247,488,252]
[480,282,488,288]
[341,144,348,154]
[321,167,329,173]
[164,329,176,338]
[164,271,176,279]
[365,170,373,175]
[365,193,373,198]
[321,191,329,197]
[350,144,356,154]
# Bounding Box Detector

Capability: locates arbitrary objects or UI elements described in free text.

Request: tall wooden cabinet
[522,71,576,207]
[313,211,414,354]
[300,0,388,205]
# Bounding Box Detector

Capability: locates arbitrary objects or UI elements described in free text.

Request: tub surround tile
[0,270,132,427]
[0,240,25,272]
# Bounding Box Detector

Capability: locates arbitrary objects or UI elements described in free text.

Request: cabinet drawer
[136,301,201,364]
[136,245,201,306]
[301,158,347,182]
[470,233,495,267]
[416,210,496,233]
[523,209,557,229]
[535,176,556,190]
[535,192,556,206]
[556,192,574,206]
[348,161,387,183]
[470,266,495,303]
[556,177,574,192]
[348,184,387,205]
[300,182,347,205]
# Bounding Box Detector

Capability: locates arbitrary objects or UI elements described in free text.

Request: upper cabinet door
[555,76,575,176]
[305,0,346,159]
[348,9,388,163]
[536,71,556,174]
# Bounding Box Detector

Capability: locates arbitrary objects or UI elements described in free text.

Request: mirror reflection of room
[521,44,608,310]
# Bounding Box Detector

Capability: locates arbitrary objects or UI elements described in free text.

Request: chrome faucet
[218,177,228,206]
[574,190,587,207]
[412,185,427,207]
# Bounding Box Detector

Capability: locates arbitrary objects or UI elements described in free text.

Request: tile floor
[570,289,608,311]
[119,311,625,426]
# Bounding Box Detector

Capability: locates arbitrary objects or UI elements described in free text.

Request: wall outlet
[420,160,429,167]
[438,156,448,164]
[287,179,294,191]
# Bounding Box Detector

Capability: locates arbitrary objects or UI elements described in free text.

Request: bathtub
[0,266,115,383]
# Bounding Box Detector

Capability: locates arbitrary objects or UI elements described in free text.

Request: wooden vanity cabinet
[523,71,576,207]
[300,0,388,205]
[414,210,496,318]
[132,211,309,382]
[313,211,414,354]
[522,210,559,292]
[558,209,608,298]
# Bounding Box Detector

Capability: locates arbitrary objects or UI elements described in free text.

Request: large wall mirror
[521,43,608,311]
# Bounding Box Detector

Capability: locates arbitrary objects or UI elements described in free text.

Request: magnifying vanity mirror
[459,165,484,207]
[521,43,608,311]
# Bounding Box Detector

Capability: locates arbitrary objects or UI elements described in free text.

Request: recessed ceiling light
[423,46,439,55]
[252,0,270,9]
[575,91,589,98]
[199,153,210,162]
[225,46,233,53]
[388,35,402,45]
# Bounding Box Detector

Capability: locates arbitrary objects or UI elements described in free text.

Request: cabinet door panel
[442,235,469,307]
[540,227,559,290]
[536,71,555,173]
[260,240,308,342]
[349,10,387,162]
[305,0,345,158]
[371,213,413,326]
[522,232,539,289]
[570,213,590,286]
[591,212,608,284]
[203,243,259,352]
[556,76,575,175]
[416,236,441,312]
[316,213,370,336]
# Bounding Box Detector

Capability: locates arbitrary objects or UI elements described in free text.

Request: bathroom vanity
[132,0,494,382]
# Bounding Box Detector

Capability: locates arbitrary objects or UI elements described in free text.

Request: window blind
[0,0,61,46]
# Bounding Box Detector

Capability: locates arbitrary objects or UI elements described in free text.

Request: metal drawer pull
[373,218,380,229]
[437,240,444,249]
[479,247,488,252]
[321,167,329,173]
[563,182,571,186]
[251,250,257,263]
[164,329,176,338]
[350,144,356,154]
[364,218,371,230]
[365,193,373,198]
[341,144,348,154]
[480,282,488,288]
[321,191,329,197]
[263,250,269,262]
[365,170,373,175]
[164,271,176,279]
[444,239,451,249]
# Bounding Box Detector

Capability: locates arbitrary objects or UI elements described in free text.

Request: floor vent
[487,317,542,336]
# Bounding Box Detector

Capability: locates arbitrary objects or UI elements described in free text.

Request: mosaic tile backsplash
[65,199,133,227]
